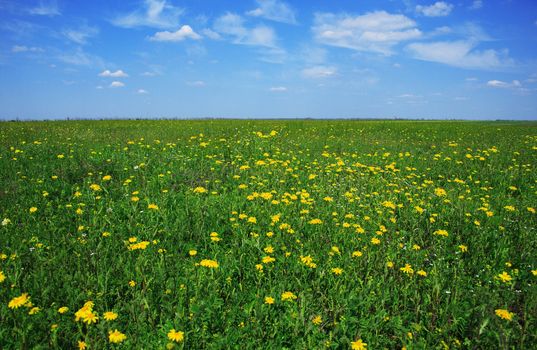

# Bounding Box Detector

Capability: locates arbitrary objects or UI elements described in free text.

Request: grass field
[0,120,536,349]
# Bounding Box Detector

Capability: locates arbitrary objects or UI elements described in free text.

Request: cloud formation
[63,25,99,45]
[112,0,183,29]
[416,2,454,17]
[313,11,421,55]
[12,45,44,53]
[214,13,277,48]
[149,25,201,42]
[99,70,128,78]
[110,81,125,88]
[302,65,337,78]
[406,40,513,70]
[246,0,297,24]
[28,1,60,16]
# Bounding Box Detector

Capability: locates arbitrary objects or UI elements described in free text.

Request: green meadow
[0,120,536,349]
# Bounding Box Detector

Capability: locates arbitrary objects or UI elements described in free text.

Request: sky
[1,0,537,120]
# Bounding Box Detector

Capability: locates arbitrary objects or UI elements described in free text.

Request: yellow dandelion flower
[108,329,127,343]
[29,207,38,213]
[351,339,367,350]
[264,296,275,305]
[168,329,184,342]
[200,259,219,268]
[400,264,414,274]
[495,309,514,321]
[58,306,69,314]
[312,315,322,325]
[0,271,5,283]
[147,203,159,210]
[104,311,118,321]
[102,175,112,181]
[497,272,512,283]
[281,291,297,301]
[332,267,344,275]
[8,293,30,309]
[78,341,87,350]
[193,186,208,193]
[189,250,197,256]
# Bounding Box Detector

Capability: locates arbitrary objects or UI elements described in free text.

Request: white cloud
[214,13,277,48]
[486,80,521,88]
[28,1,60,16]
[246,0,296,24]
[12,45,43,53]
[270,86,287,92]
[469,0,483,10]
[406,40,513,69]
[63,25,99,45]
[110,81,125,88]
[312,11,421,55]
[112,0,183,29]
[99,70,129,78]
[302,65,337,78]
[58,48,101,66]
[201,28,221,40]
[137,89,149,94]
[187,81,205,87]
[149,25,201,42]
[416,2,454,17]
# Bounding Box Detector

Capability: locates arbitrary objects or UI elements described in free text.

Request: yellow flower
[0,271,5,283]
[129,280,136,287]
[309,218,323,225]
[8,293,30,309]
[312,315,322,325]
[458,245,468,253]
[128,241,150,250]
[189,250,197,256]
[351,339,367,350]
[434,188,447,197]
[281,291,297,302]
[193,186,208,193]
[352,251,363,258]
[58,306,69,314]
[147,203,159,210]
[532,269,537,276]
[400,264,414,274]
[371,237,381,245]
[29,307,40,315]
[78,341,87,350]
[497,272,512,283]
[433,229,449,237]
[109,329,127,343]
[131,196,140,202]
[104,311,118,321]
[264,296,275,305]
[102,175,112,181]
[386,261,394,268]
[417,270,427,277]
[89,184,101,191]
[200,259,219,268]
[495,309,514,321]
[29,207,38,213]
[262,256,275,264]
[264,246,274,254]
[332,267,344,275]
[168,329,184,342]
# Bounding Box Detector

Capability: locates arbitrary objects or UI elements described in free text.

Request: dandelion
[193,186,208,193]
[312,315,322,325]
[371,237,381,245]
[108,329,127,343]
[262,256,275,264]
[168,329,184,342]
[104,311,118,321]
[309,218,323,225]
[434,188,447,197]
[128,241,150,250]
[129,280,136,287]
[29,307,40,315]
[264,296,275,305]
[332,267,344,275]
[0,271,5,283]
[189,250,197,256]
[417,270,427,277]
[386,261,394,268]
[89,184,101,191]
[434,229,449,237]
[58,306,69,314]
[147,203,159,210]
[458,245,468,252]
[400,264,414,274]
[78,341,87,350]
[495,309,514,321]
[200,259,219,268]
[281,291,297,302]
[29,207,38,213]
[102,175,112,181]
[352,251,363,258]
[351,339,367,350]
[8,293,30,309]
[1,218,11,226]
[497,272,512,283]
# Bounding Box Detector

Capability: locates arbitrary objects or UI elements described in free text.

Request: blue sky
[1,0,537,119]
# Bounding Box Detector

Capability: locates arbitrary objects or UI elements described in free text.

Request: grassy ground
[0,120,536,349]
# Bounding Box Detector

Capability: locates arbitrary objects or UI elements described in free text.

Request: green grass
[0,119,536,349]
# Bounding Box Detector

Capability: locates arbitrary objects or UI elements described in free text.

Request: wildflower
[0,271,5,283]
[109,329,127,343]
[200,259,219,268]
[131,196,140,202]
[193,186,208,193]
[128,241,150,250]
[532,269,537,276]
[29,207,38,213]
[89,184,101,191]
[147,203,159,210]
[189,250,197,256]
[351,339,367,350]
[210,232,221,242]
[129,280,136,287]
[168,329,184,342]
[262,256,275,264]
[497,272,512,283]
[527,207,536,214]
[434,188,447,197]
[352,251,363,258]
[417,270,427,277]
[458,245,468,253]
[58,306,69,314]
[8,293,30,309]
[104,311,118,321]
[434,229,449,237]
[371,237,381,245]
[78,341,87,350]
[1,218,11,226]
[264,246,274,254]
[29,307,40,315]
[264,296,275,305]
[102,175,112,181]
[312,315,322,325]
[332,267,344,275]
[309,218,323,225]
[504,205,515,212]
[400,264,414,274]
[256,264,263,271]
[386,261,394,268]
[281,291,297,302]
[495,309,514,321]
